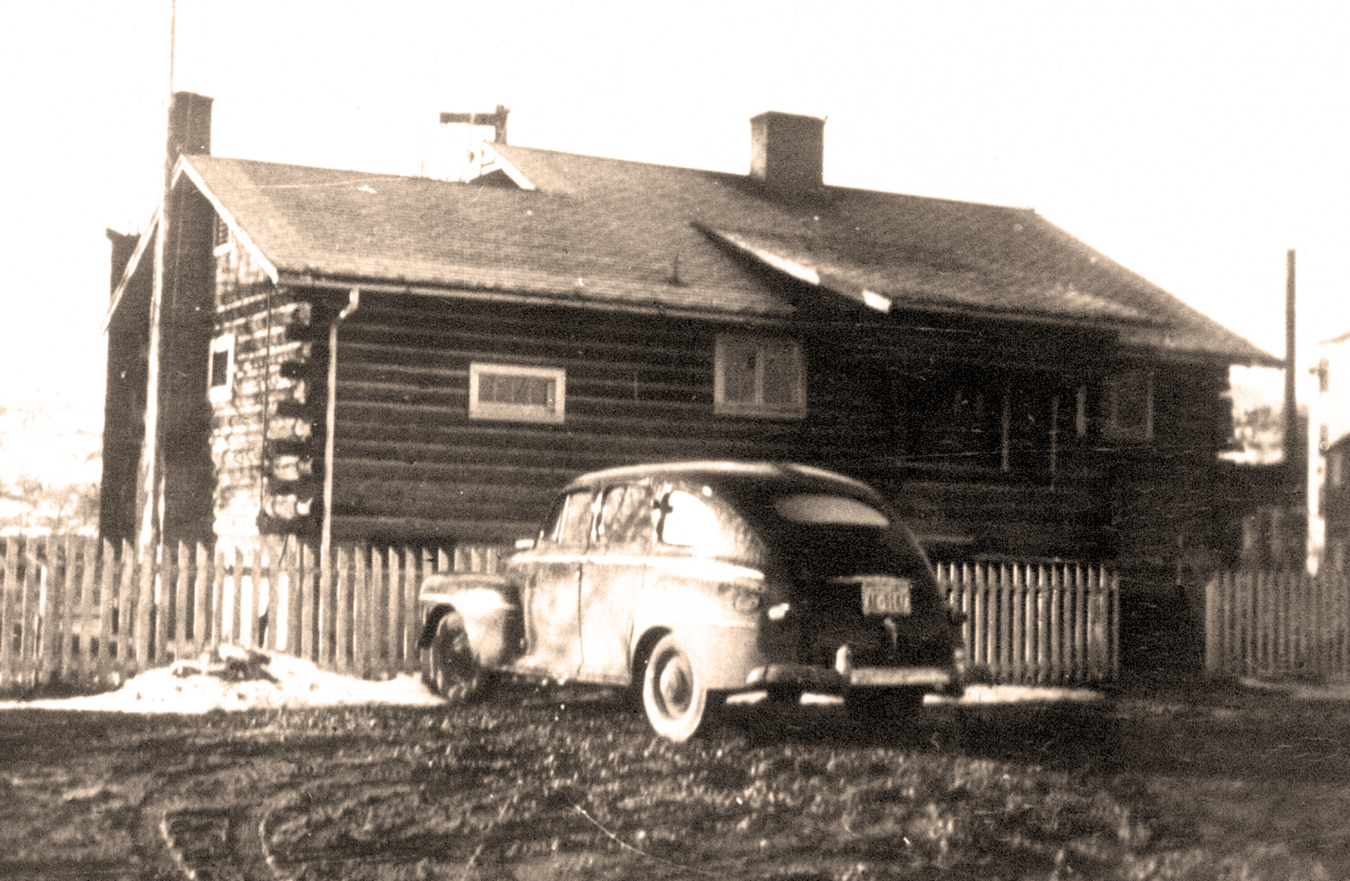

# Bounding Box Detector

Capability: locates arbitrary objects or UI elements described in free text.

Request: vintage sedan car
[417,461,966,741]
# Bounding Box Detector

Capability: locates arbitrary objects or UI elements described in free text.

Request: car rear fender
[631,620,764,692]
[417,574,522,668]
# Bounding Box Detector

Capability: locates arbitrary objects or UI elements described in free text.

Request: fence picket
[157,544,173,660]
[386,546,402,671]
[1,538,16,682]
[48,536,69,680]
[1206,569,1350,682]
[336,545,352,674]
[403,547,419,667]
[193,542,209,654]
[354,545,369,678]
[95,540,115,680]
[317,544,333,668]
[73,537,93,678]
[18,537,40,683]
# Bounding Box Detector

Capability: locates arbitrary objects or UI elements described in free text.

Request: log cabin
[102,93,1281,621]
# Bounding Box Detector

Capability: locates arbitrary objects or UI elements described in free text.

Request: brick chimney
[165,91,213,186]
[750,111,825,192]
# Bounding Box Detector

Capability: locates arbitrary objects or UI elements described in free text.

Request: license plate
[859,578,911,616]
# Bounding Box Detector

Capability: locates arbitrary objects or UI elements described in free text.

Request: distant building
[1308,331,1350,572]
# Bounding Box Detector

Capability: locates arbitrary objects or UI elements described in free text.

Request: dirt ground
[2,664,1349,880]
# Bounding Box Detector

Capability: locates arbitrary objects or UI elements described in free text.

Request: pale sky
[3,1,1347,418]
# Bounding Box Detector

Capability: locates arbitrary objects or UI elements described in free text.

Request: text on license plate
[860,579,912,616]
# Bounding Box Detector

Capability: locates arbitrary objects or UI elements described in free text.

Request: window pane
[773,494,889,526]
[597,484,653,547]
[547,490,595,546]
[715,335,805,417]
[722,341,758,403]
[660,490,744,555]
[481,373,555,407]
[210,350,230,388]
[760,343,801,407]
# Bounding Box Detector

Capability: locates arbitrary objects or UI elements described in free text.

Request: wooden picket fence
[2,533,1119,691]
[1206,569,1350,682]
[935,561,1120,685]
[0,535,503,691]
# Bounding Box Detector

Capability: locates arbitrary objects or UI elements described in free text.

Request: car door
[517,487,594,678]
[578,481,654,683]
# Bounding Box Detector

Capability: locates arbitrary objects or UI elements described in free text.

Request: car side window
[542,490,596,547]
[595,483,653,549]
[659,489,734,554]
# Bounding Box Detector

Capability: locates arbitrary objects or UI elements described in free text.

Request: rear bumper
[746,663,963,696]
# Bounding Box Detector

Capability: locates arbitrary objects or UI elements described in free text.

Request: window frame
[713,334,806,419]
[208,333,236,403]
[468,362,567,424]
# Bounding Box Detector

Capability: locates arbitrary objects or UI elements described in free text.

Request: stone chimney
[750,111,825,192]
[165,91,213,186]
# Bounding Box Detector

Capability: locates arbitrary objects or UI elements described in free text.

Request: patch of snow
[1239,677,1350,701]
[2,645,1108,714]
[936,685,1105,704]
[0,648,442,714]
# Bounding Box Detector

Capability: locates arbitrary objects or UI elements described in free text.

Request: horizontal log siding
[1109,365,1234,572]
[328,296,892,543]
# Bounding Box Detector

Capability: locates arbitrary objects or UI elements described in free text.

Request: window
[659,490,730,552]
[596,484,654,547]
[1102,369,1153,442]
[541,490,595,547]
[469,363,566,424]
[773,494,889,526]
[209,334,235,403]
[714,335,805,418]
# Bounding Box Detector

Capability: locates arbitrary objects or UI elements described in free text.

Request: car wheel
[642,634,716,742]
[422,613,487,703]
[846,686,923,726]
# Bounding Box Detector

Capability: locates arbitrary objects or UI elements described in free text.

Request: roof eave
[273,270,796,325]
[177,157,281,286]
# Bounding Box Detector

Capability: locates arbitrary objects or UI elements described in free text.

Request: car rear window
[772,494,889,526]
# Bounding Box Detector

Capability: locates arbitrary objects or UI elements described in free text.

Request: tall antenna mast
[168,0,176,94]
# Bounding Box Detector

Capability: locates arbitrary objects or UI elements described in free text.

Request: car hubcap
[658,655,692,715]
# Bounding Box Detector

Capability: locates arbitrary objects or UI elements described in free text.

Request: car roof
[563,461,880,499]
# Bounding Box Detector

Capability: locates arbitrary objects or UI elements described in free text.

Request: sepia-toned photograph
[2,2,1348,878]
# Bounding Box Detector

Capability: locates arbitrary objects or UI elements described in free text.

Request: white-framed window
[1102,368,1153,442]
[208,333,236,403]
[714,335,805,418]
[469,362,566,424]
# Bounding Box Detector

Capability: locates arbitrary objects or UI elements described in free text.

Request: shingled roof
[173,138,1278,366]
